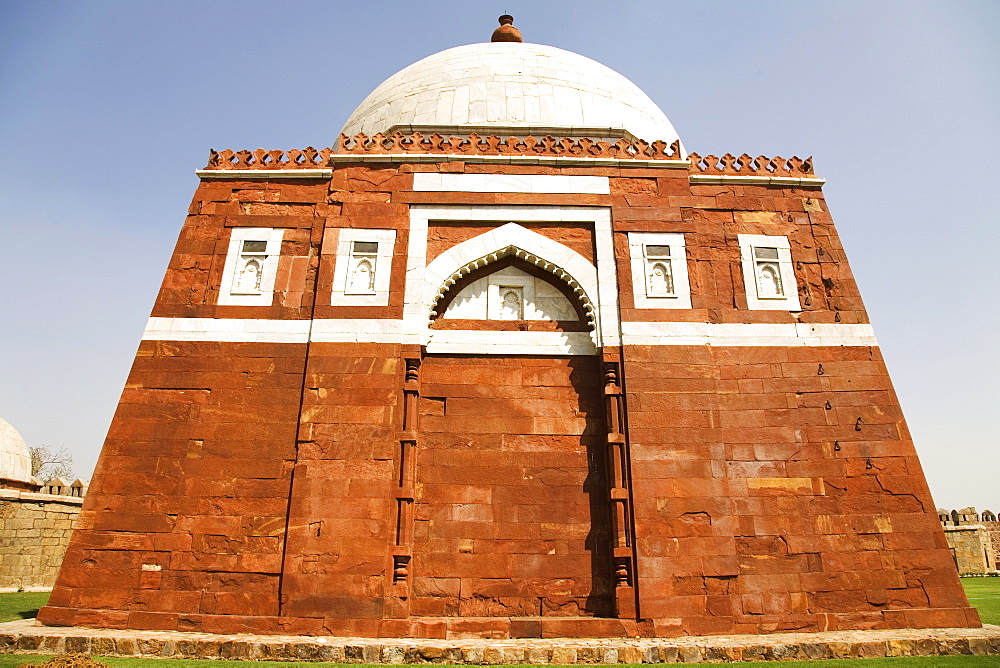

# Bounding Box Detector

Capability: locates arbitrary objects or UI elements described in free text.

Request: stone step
[1,618,999,664]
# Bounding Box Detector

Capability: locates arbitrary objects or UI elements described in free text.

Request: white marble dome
[339,42,681,145]
[0,417,32,484]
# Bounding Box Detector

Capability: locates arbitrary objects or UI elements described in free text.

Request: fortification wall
[938,508,1000,575]
[943,526,995,575]
[0,490,83,590]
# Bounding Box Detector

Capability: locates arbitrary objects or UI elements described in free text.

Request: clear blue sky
[1,1,997,511]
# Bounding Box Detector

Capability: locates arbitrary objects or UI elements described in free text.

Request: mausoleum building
[40,19,979,638]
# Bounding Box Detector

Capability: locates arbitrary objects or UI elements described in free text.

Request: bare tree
[29,445,75,481]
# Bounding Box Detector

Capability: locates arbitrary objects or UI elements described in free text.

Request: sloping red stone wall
[39,155,979,637]
[45,340,304,630]
[626,343,970,634]
[278,342,402,636]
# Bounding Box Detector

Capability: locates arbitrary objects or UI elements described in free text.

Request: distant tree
[29,445,75,481]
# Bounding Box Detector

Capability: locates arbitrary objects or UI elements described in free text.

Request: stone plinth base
[2,619,998,663]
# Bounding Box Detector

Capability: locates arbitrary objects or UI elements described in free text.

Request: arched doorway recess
[409,253,614,618]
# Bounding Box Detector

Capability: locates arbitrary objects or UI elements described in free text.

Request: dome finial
[491,14,522,42]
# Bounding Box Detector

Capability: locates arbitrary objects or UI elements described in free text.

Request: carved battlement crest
[200,137,818,179]
[205,146,332,170]
[336,132,683,161]
[688,152,815,177]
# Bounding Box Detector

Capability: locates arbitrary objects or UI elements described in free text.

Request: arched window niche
[410,215,614,356]
[431,255,592,333]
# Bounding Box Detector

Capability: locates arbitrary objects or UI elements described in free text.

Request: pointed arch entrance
[410,249,614,618]
[388,206,635,626]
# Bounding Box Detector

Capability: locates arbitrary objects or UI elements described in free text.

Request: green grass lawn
[0,580,997,665]
[963,576,1000,625]
[0,593,49,625]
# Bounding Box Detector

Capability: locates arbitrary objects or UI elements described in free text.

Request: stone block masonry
[939,507,1000,575]
[36,131,978,638]
[2,618,999,663]
[0,490,83,590]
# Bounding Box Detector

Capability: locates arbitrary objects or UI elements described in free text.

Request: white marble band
[689,174,826,187]
[329,153,689,168]
[195,169,332,180]
[142,317,877,351]
[413,173,610,195]
[619,321,876,347]
[142,317,311,343]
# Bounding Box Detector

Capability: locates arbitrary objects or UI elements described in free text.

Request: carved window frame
[330,228,396,306]
[486,273,536,321]
[627,232,692,309]
[738,234,801,311]
[217,228,285,306]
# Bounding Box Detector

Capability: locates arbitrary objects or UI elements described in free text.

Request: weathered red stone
[37,134,976,638]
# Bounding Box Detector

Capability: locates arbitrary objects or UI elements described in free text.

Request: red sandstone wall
[44,340,305,630]
[158,179,327,320]
[428,221,596,264]
[279,342,402,635]
[625,344,971,634]
[413,355,612,619]
[601,171,974,632]
[40,157,977,637]
[43,177,328,631]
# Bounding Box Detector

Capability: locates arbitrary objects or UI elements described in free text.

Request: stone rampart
[0,489,84,590]
[938,507,1000,575]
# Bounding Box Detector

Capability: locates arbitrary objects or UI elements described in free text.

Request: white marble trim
[329,153,689,168]
[426,330,597,356]
[329,228,397,306]
[689,174,826,187]
[195,169,332,180]
[142,317,311,343]
[738,234,801,312]
[142,318,877,348]
[620,322,877,347]
[413,173,610,195]
[217,228,285,307]
[310,318,404,343]
[627,232,693,310]
[404,206,620,348]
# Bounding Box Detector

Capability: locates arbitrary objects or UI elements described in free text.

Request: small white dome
[0,417,32,484]
[339,42,681,145]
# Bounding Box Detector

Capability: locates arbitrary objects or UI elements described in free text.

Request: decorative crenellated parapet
[30,477,89,497]
[337,131,684,161]
[197,134,689,174]
[43,477,68,496]
[196,139,829,182]
[688,152,825,187]
[688,152,816,176]
[197,146,334,180]
[204,146,332,170]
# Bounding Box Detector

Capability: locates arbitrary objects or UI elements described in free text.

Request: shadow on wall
[568,355,616,618]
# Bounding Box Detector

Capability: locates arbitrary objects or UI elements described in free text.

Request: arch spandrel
[423,223,600,328]
[418,223,602,355]
[432,249,595,325]
[439,264,583,324]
